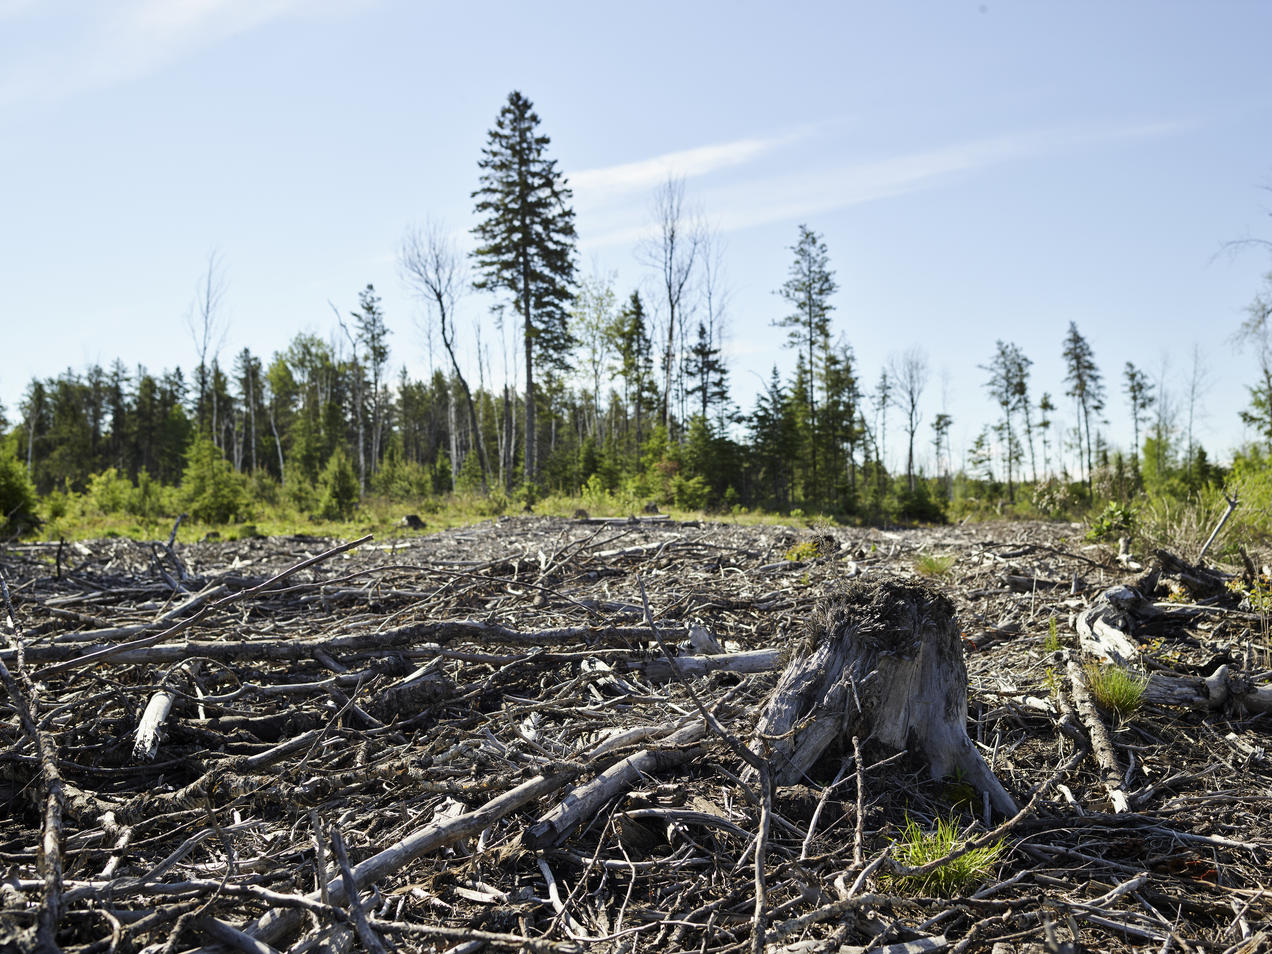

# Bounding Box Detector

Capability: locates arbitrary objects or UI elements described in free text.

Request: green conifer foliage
[471,91,577,485]
[317,446,360,520]
[181,436,246,524]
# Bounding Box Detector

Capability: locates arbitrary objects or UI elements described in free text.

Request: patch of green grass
[1083,661,1149,718]
[914,552,955,578]
[888,815,1005,896]
[1043,617,1065,652]
[784,540,821,562]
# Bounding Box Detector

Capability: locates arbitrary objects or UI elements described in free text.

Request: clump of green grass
[784,540,820,562]
[914,552,955,578]
[1043,617,1065,652]
[1083,661,1149,718]
[888,815,1005,896]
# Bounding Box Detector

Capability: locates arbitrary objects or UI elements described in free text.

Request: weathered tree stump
[751,579,1018,815]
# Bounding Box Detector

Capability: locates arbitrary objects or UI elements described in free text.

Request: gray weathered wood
[750,579,1017,816]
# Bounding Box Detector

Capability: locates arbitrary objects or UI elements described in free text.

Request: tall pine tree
[775,225,837,499]
[471,91,577,486]
[1062,322,1105,497]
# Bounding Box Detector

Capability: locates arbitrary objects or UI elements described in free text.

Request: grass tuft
[914,552,955,578]
[888,815,1005,896]
[784,540,821,562]
[1042,617,1065,652]
[1083,661,1149,718]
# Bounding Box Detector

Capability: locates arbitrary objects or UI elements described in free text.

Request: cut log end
[752,579,1018,816]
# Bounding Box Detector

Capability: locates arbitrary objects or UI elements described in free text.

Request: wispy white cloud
[571,133,800,202]
[580,119,1192,248]
[0,0,370,109]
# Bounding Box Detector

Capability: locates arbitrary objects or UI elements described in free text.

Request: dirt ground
[1,515,1270,953]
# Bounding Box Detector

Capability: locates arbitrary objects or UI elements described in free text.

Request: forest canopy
[3,91,1271,547]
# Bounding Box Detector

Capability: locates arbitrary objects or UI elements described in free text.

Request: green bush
[246,469,282,507]
[1085,501,1136,542]
[372,455,432,499]
[87,468,134,515]
[1032,476,1084,518]
[133,469,168,518]
[455,448,487,493]
[181,437,247,524]
[0,437,38,535]
[672,473,709,511]
[284,470,317,513]
[317,447,360,519]
[894,482,945,523]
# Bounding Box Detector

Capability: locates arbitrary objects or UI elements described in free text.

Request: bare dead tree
[400,223,490,486]
[570,270,618,441]
[1184,343,1211,472]
[700,225,732,431]
[187,250,229,444]
[888,348,929,492]
[640,176,700,435]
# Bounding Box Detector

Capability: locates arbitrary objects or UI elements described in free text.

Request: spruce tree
[471,91,577,486]
[775,225,837,498]
[1122,361,1154,477]
[614,292,655,455]
[1062,322,1105,497]
[684,320,730,425]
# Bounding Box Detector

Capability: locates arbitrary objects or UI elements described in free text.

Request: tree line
[4,90,1271,529]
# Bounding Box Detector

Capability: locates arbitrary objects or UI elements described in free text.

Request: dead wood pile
[0,517,1270,953]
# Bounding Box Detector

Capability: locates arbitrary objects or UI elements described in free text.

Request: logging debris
[0,517,1270,953]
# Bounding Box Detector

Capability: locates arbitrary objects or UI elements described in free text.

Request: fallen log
[750,579,1018,816]
[1064,651,1130,813]
[1146,665,1272,715]
[524,719,706,849]
[1075,584,1154,667]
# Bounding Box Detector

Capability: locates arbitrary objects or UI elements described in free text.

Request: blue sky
[2,0,1270,473]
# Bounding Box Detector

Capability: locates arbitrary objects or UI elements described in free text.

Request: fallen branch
[1064,651,1130,813]
[35,534,373,677]
[215,767,582,950]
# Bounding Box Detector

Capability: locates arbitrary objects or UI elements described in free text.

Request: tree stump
[751,579,1018,815]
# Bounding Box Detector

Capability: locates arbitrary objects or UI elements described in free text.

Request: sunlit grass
[914,552,955,578]
[1083,661,1149,718]
[30,488,825,545]
[887,815,1005,897]
[1043,617,1066,652]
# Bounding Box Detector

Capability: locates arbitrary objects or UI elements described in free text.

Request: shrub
[455,449,487,493]
[181,437,247,524]
[672,474,709,511]
[284,472,318,513]
[87,468,134,515]
[133,469,167,518]
[1085,501,1136,542]
[1032,477,1084,518]
[0,437,38,535]
[1042,617,1066,652]
[317,447,360,519]
[784,540,819,562]
[246,470,282,508]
